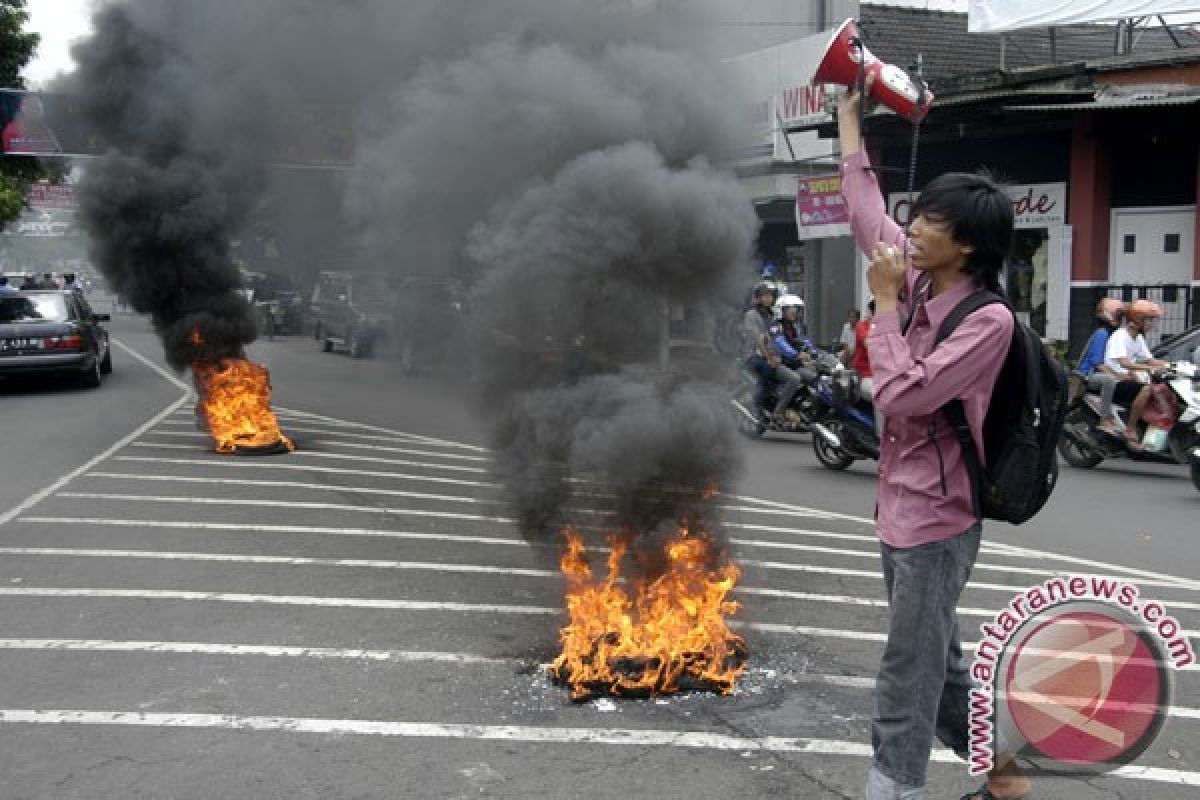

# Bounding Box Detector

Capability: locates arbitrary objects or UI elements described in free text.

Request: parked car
[1154,324,1200,364]
[310,270,396,358]
[0,290,112,387]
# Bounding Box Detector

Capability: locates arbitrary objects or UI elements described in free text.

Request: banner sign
[25,184,76,210]
[795,174,850,240]
[968,1,1200,33]
[889,183,1067,229]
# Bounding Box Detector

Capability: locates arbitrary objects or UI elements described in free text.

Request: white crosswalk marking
[1,407,1196,796]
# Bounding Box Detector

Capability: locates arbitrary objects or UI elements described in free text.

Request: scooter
[810,369,879,470]
[1058,360,1200,493]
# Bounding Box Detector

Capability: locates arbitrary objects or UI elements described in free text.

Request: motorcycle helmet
[753,282,779,302]
[1127,299,1163,325]
[761,262,778,279]
[774,294,805,319]
[1096,297,1124,326]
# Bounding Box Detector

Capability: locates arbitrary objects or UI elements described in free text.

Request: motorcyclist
[1077,297,1126,435]
[771,294,816,371]
[744,282,803,426]
[1104,299,1171,449]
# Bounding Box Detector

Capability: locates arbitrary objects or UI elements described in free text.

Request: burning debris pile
[551,525,746,701]
[193,359,293,456]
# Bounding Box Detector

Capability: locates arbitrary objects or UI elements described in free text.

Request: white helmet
[773,294,805,319]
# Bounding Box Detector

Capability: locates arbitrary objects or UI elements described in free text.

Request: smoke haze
[70,0,759,555]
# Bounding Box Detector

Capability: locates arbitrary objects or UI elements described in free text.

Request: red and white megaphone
[812,19,933,122]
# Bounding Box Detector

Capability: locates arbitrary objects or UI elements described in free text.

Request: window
[1123,234,1136,254]
[1164,233,1181,254]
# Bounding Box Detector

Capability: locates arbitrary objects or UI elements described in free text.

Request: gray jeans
[867,524,982,798]
[1086,372,1120,421]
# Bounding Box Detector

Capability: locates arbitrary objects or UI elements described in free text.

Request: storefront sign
[888,183,1066,229]
[795,174,850,240]
[25,184,76,210]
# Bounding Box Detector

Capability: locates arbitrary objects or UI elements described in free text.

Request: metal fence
[1099,284,1195,348]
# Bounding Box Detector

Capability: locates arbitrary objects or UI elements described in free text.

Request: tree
[0,0,41,229]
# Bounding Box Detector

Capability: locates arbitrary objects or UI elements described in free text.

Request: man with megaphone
[835,76,1032,800]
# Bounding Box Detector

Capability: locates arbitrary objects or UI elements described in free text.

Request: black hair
[867,298,876,314]
[911,171,1014,295]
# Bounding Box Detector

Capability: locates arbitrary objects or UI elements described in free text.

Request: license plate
[0,338,41,351]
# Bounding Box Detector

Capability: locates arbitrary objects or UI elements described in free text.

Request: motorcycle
[1057,360,1200,493]
[729,349,839,438]
[810,369,879,470]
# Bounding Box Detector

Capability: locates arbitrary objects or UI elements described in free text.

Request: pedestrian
[838,80,1030,800]
[61,272,82,293]
[19,275,38,290]
[839,308,860,364]
[38,272,58,289]
[0,276,17,295]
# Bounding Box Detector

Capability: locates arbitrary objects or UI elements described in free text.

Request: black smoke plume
[69,1,761,562]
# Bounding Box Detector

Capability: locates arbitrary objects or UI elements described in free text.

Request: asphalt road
[0,304,1196,799]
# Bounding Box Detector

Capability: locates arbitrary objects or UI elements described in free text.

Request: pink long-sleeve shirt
[841,151,1012,548]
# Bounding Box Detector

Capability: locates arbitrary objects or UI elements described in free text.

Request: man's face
[758,292,776,308]
[909,212,972,274]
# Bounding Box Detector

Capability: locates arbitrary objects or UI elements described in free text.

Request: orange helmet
[1127,299,1162,323]
[1096,297,1125,325]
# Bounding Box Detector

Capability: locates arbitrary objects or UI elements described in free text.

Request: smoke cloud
[70,1,760,557]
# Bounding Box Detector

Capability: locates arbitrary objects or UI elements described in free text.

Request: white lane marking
[20,517,541,548]
[0,342,191,528]
[724,493,874,526]
[21,511,1199,611]
[0,640,516,665]
[85,473,501,508]
[984,541,1200,593]
[113,455,503,490]
[275,407,491,453]
[201,406,1200,595]
[306,439,492,463]
[7,545,1198,629]
[732,537,1200,593]
[0,584,1193,671]
[0,588,558,615]
[156,423,443,448]
[0,548,558,577]
[98,462,865,525]
[1,710,1197,786]
[130,442,490,474]
[7,546,1199,625]
[57,492,516,525]
[738,559,1200,611]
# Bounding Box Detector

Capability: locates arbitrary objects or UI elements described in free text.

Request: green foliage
[0,1,39,89]
[0,0,43,229]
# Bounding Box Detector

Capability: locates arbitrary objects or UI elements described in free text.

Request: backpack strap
[899,271,932,336]
[934,290,1010,520]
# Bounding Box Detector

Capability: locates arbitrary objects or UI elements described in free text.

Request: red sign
[795,174,849,240]
[25,184,76,210]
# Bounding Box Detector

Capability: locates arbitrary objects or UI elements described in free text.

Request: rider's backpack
[932,290,1069,525]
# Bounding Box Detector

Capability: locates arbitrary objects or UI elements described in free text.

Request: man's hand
[867,242,907,312]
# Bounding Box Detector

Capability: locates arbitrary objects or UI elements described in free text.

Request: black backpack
[930,290,1070,525]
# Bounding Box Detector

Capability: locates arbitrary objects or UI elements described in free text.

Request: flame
[550,525,746,700]
[193,358,294,454]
